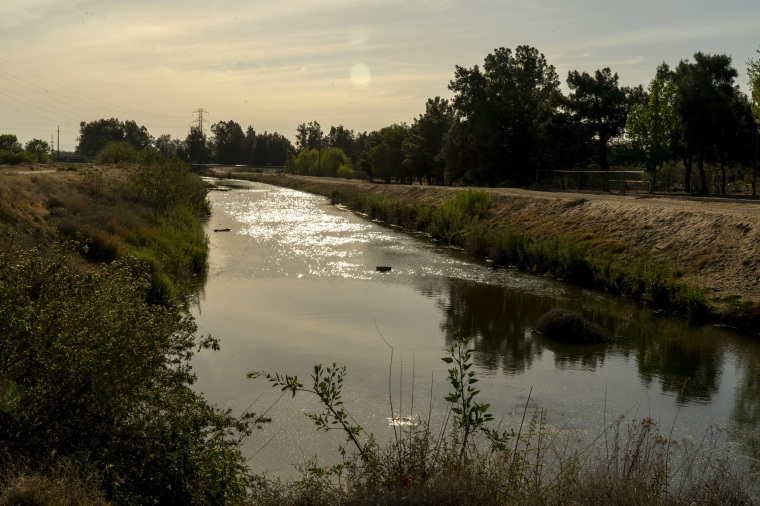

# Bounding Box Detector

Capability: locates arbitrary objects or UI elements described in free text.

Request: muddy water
[191,180,760,478]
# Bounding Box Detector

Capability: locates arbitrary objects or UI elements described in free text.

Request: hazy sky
[2,0,758,151]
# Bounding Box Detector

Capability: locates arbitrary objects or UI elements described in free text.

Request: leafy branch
[443,330,512,457]
[249,363,370,462]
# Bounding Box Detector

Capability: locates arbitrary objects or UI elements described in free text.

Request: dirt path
[230,173,760,306]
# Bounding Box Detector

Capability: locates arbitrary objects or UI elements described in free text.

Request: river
[191,180,760,479]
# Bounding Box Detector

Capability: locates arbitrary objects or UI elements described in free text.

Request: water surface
[192,181,760,478]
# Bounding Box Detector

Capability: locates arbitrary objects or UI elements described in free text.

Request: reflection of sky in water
[214,185,525,286]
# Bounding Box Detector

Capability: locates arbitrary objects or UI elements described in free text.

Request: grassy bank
[226,173,759,331]
[0,159,210,304]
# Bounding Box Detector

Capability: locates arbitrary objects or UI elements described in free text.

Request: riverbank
[0,162,210,302]
[217,171,760,333]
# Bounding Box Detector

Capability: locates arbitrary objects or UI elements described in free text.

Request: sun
[350,64,372,89]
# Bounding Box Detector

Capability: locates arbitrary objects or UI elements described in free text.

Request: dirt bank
[229,173,760,309]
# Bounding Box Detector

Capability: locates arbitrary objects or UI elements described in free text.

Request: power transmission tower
[192,108,208,134]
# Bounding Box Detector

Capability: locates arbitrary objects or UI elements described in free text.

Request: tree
[154,134,182,157]
[76,118,152,157]
[0,134,22,152]
[210,120,246,164]
[122,120,153,152]
[327,125,357,163]
[369,124,410,183]
[626,77,677,192]
[296,121,324,151]
[251,131,294,166]
[403,97,454,184]
[748,47,760,195]
[182,126,212,164]
[673,53,743,194]
[448,46,561,186]
[565,68,642,188]
[24,139,52,162]
[748,48,760,128]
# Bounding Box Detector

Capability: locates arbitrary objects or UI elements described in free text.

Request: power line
[0,56,187,120]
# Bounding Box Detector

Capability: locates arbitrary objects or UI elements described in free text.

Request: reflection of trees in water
[730,358,760,474]
[435,280,556,374]
[629,318,725,405]
[427,276,740,406]
[420,272,760,473]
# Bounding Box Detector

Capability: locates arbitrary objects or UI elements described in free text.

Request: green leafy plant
[0,243,265,504]
[443,331,513,457]
[252,363,371,464]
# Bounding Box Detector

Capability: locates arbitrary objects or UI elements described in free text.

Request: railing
[535,170,648,193]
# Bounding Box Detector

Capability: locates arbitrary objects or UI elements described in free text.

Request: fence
[535,170,648,193]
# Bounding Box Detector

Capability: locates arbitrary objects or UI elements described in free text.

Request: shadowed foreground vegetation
[0,160,267,504]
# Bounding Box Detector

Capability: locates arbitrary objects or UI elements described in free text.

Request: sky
[1,0,758,152]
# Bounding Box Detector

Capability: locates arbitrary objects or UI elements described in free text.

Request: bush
[0,245,264,504]
[95,141,141,164]
[0,149,35,165]
[428,190,491,245]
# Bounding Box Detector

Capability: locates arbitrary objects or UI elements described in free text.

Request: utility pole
[57,126,60,161]
[192,108,208,134]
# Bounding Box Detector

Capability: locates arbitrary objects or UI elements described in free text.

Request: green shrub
[95,141,141,164]
[337,163,354,178]
[0,149,35,165]
[428,190,491,244]
[0,244,264,504]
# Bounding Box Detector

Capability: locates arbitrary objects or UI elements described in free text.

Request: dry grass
[247,413,755,505]
[0,458,108,506]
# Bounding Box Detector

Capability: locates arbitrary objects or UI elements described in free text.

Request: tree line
[9,44,756,195]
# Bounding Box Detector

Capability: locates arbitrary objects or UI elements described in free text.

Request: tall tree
[153,134,181,157]
[673,53,742,194]
[76,118,152,156]
[448,46,560,186]
[182,126,211,163]
[296,121,324,151]
[210,120,246,164]
[24,139,51,162]
[327,125,357,162]
[748,48,760,195]
[748,47,760,128]
[369,124,410,183]
[626,77,677,192]
[403,97,454,184]
[0,134,22,152]
[565,68,641,188]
